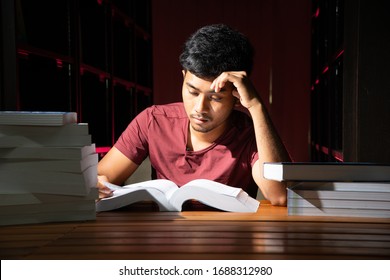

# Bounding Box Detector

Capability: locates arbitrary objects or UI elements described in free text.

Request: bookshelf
[342,0,390,163]
[0,0,152,154]
[310,0,344,162]
[310,0,390,163]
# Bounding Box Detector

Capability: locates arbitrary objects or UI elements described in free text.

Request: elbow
[268,195,287,206]
[259,181,288,206]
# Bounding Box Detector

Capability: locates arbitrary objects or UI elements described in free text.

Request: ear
[182,70,186,78]
[232,89,241,107]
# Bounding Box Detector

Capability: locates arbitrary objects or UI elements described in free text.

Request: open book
[96,179,260,212]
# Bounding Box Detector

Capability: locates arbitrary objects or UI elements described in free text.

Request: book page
[121,179,178,194]
[182,179,242,197]
[99,180,179,211]
[169,183,259,212]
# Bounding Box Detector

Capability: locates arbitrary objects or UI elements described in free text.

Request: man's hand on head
[210,71,261,110]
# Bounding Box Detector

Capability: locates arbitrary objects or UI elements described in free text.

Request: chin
[191,124,211,133]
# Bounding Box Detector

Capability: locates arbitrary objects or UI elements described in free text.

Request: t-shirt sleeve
[114,108,150,165]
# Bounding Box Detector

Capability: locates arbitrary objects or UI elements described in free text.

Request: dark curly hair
[179,24,254,79]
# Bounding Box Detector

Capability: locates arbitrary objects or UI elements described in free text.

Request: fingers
[98,186,113,199]
[232,88,240,100]
[97,175,114,199]
[210,71,247,92]
[209,75,224,93]
[210,71,260,109]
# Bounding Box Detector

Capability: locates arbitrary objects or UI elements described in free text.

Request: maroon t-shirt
[114,102,259,198]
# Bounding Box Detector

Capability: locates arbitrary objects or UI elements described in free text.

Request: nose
[194,94,209,113]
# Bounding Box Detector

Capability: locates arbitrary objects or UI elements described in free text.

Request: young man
[97,24,291,206]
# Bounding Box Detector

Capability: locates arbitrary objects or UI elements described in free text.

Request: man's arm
[211,71,291,206]
[248,103,291,206]
[97,147,139,198]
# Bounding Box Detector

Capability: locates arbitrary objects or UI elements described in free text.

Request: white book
[288,207,390,218]
[289,181,390,192]
[0,144,96,160]
[0,189,98,225]
[287,182,390,218]
[0,209,96,226]
[288,182,390,201]
[287,197,390,210]
[263,162,390,182]
[96,179,260,213]
[0,134,92,147]
[0,188,98,207]
[0,123,91,147]
[0,201,96,215]
[0,111,77,126]
[0,153,98,172]
[0,165,98,196]
[0,187,98,207]
[0,123,89,136]
[0,192,41,206]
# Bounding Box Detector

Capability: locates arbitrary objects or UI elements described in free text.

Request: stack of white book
[0,111,98,225]
[263,162,390,218]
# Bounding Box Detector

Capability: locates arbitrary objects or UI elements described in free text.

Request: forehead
[183,71,234,91]
[183,71,213,85]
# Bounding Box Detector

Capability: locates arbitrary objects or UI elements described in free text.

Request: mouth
[191,114,210,124]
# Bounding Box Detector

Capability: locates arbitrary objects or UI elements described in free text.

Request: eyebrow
[185,82,226,94]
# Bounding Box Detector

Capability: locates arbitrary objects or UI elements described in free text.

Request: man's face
[182,71,237,134]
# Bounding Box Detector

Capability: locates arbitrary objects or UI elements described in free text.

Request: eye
[188,90,199,96]
[209,94,222,102]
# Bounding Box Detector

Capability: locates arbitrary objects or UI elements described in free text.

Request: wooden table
[1,201,390,260]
